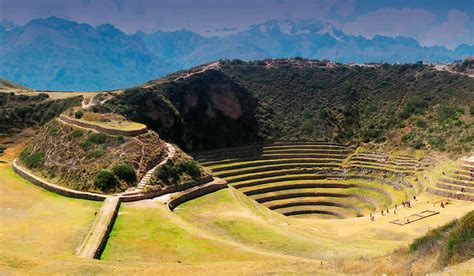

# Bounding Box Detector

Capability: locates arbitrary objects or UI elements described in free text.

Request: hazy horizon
[1,0,473,49]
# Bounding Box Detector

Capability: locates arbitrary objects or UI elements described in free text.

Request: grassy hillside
[0,78,31,91]
[0,92,82,133]
[97,59,474,154]
[409,210,473,268]
[341,210,474,274]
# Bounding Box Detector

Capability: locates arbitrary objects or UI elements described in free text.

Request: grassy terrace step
[198,150,349,163]
[453,169,474,177]
[238,178,409,196]
[194,143,349,159]
[272,141,348,146]
[249,187,393,210]
[436,182,474,193]
[353,154,418,163]
[343,163,415,174]
[225,168,344,183]
[444,172,474,181]
[264,196,370,214]
[262,144,348,150]
[201,153,348,167]
[439,176,474,186]
[257,192,378,211]
[239,180,397,205]
[208,158,345,171]
[231,173,408,189]
[276,205,359,218]
[346,159,416,168]
[348,157,418,166]
[345,162,415,173]
[459,164,474,171]
[426,186,474,201]
[213,163,342,178]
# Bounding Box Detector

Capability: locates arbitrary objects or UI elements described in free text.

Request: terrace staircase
[124,143,175,196]
[426,155,474,201]
[195,142,419,219]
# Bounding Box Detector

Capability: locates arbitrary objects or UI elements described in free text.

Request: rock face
[99,69,261,151]
[97,59,474,154]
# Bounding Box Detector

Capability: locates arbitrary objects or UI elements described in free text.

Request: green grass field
[0,165,101,260]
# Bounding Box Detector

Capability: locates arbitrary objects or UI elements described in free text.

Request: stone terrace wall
[12,159,107,201]
[167,178,228,211]
[59,114,147,137]
[120,175,214,202]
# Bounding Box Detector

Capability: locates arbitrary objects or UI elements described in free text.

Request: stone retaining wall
[216,163,341,178]
[167,178,228,211]
[243,183,355,196]
[59,115,147,137]
[426,187,474,201]
[120,175,214,202]
[211,159,342,172]
[12,159,107,201]
[232,171,343,188]
[282,209,345,218]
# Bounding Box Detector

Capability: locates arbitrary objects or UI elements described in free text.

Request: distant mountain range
[0,17,473,91]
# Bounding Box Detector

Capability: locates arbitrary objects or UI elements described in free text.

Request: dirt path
[75,196,120,259]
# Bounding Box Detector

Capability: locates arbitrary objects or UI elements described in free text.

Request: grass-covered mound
[64,108,147,132]
[409,210,473,268]
[340,210,474,274]
[149,147,211,191]
[96,59,474,154]
[17,118,166,193]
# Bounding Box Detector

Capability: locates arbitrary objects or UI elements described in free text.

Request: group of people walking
[369,195,418,222]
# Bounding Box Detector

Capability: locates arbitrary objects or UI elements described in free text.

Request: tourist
[381,210,384,216]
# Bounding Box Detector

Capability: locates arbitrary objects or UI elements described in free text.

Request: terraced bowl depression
[195,142,420,219]
[427,156,474,201]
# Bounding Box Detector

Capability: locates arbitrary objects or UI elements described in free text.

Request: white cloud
[420,9,473,49]
[343,7,473,49]
[343,8,437,39]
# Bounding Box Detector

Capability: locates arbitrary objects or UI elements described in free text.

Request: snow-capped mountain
[0,18,472,90]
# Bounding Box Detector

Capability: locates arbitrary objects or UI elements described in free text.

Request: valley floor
[0,138,473,274]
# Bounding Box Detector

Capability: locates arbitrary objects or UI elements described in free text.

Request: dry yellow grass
[0,135,472,274]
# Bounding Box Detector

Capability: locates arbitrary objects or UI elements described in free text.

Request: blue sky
[0,0,473,48]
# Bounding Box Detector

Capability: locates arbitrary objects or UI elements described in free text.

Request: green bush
[86,149,105,159]
[24,151,45,169]
[399,97,428,119]
[470,106,474,116]
[180,160,201,178]
[49,127,58,135]
[94,170,118,191]
[74,110,84,119]
[442,211,474,264]
[80,140,94,150]
[0,144,6,155]
[88,133,107,144]
[112,163,136,182]
[415,119,427,128]
[19,146,32,161]
[437,106,459,123]
[71,130,83,138]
